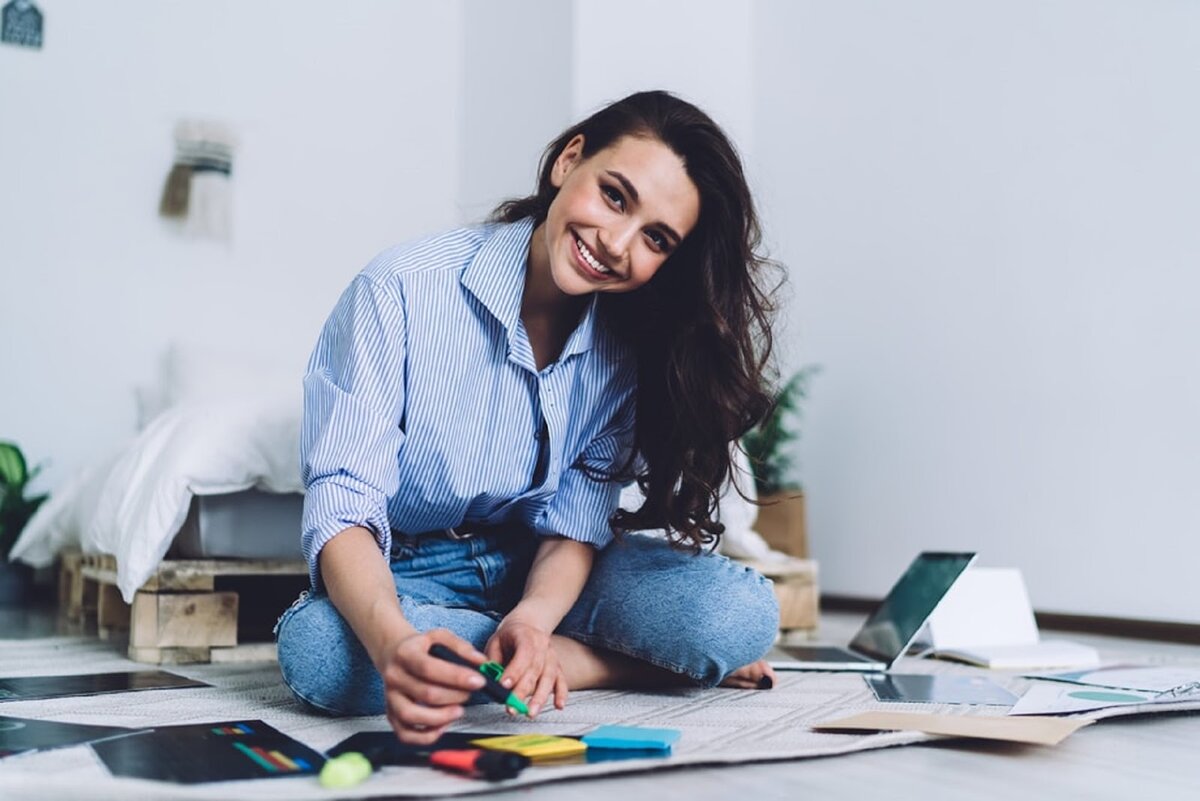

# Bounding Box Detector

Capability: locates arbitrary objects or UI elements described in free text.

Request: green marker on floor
[429,644,531,717]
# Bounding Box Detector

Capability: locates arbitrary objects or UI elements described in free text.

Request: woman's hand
[485,614,568,718]
[375,628,488,745]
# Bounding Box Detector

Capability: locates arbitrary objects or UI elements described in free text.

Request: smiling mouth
[573,234,617,278]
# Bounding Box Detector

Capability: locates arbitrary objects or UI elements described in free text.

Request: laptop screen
[848,552,977,664]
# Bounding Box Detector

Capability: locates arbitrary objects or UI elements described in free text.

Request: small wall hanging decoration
[158,120,237,241]
[1,0,43,49]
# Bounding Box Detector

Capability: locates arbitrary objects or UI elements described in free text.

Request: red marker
[428,748,530,781]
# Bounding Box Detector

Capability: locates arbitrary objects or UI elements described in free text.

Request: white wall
[572,0,756,161]
[1,1,464,488]
[458,1,574,221]
[756,0,1200,622]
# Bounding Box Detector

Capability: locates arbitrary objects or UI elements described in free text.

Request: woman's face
[538,133,701,296]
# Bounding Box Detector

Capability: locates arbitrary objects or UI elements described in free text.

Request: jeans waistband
[403,521,512,541]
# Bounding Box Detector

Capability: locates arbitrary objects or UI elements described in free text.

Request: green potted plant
[742,367,818,559]
[0,441,49,605]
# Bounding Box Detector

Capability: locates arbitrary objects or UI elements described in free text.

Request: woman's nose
[598,224,637,262]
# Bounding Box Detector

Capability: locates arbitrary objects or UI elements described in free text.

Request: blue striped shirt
[301,218,637,588]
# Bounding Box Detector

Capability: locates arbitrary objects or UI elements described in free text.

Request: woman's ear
[550,134,586,188]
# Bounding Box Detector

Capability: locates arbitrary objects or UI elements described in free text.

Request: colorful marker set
[232,740,313,773]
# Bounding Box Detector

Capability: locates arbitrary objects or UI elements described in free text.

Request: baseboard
[821,594,1200,646]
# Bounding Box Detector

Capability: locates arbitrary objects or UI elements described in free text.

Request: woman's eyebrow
[606,170,683,245]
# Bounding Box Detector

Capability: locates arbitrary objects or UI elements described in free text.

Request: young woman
[276,90,782,745]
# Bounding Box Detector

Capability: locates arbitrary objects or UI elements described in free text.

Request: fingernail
[502,678,514,688]
[471,676,485,688]
[757,676,774,690]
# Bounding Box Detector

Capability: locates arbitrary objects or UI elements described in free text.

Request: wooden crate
[59,550,307,665]
[739,557,819,632]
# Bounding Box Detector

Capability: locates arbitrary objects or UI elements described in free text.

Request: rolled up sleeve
[301,274,407,589]
[536,384,635,549]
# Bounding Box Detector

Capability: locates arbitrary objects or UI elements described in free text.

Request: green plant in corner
[742,366,819,496]
[0,441,49,560]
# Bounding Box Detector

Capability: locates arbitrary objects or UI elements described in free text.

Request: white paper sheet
[1008,682,1157,716]
[1023,665,1200,695]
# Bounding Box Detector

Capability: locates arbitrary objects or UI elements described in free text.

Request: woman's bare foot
[720,659,776,690]
[552,637,776,697]
[552,636,688,691]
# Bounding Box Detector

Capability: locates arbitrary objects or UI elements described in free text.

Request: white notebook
[927,568,1099,670]
[933,640,1100,670]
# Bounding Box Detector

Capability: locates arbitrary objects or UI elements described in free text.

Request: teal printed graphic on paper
[1067,690,1150,704]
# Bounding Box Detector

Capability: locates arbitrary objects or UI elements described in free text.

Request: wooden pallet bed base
[59,549,307,665]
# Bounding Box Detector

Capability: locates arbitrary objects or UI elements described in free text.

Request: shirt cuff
[535,466,622,549]
[302,478,392,590]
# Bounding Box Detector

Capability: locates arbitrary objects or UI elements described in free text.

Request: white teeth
[575,236,612,275]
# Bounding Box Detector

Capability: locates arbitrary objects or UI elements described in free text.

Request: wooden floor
[3,602,1198,799]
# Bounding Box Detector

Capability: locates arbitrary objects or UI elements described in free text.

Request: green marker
[429,644,531,716]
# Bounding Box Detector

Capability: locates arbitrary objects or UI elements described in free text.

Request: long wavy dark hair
[492,90,780,551]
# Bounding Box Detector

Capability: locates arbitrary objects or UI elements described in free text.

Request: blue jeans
[275,529,779,716]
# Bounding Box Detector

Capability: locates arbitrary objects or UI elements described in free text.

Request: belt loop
[445,525,475,540]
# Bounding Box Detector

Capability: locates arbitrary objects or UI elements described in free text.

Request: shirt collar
[461,218,600,360]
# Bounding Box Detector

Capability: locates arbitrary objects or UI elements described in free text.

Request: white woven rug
[1,636,1197,799]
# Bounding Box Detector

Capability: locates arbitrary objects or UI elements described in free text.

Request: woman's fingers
[484,635,505,665]
[393,697,464,730]
[425,628,489,667]
[529,663,558,717]
[508,649,544,708]
[395,630,487,693]
[553,671,569,710]
[380,629,490,745]
[388,714,447,746]
[385,689,462,745]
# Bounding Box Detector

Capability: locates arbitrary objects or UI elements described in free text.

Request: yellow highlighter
[469,734,587,762]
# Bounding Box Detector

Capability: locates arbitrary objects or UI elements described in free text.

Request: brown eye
[601,185,625,211]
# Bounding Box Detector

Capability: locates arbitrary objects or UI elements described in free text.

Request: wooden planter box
[753,490,808,559]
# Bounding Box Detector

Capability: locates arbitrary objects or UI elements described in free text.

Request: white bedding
[11,392,303,602]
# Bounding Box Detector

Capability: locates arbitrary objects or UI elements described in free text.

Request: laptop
[769,551,977,671]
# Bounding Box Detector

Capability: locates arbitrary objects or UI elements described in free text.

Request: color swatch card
[0,715,139,759]
[91,719,325,783]
[0,670,208,702]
